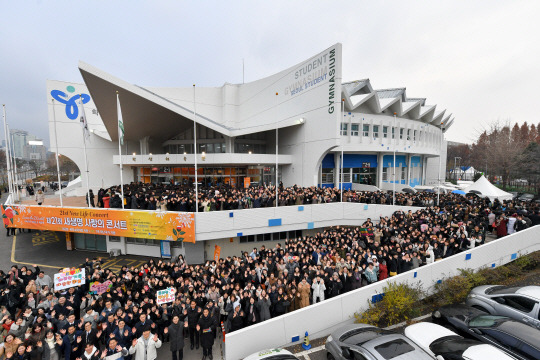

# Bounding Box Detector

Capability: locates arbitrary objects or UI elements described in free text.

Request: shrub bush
[355,282,424,327]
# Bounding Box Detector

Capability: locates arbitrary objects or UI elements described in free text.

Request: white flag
[79,96,90,140]
[117,93,124,145]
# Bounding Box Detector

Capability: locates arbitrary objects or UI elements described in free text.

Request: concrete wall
[195,203,422,242]
[224,226,540,360]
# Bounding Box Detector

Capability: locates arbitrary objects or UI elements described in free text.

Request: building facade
[45,43,453,258]
[47,43,451,195]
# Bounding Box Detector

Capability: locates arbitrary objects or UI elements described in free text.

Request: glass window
[340,123,348,136]
[382,167,388,181]
[383,126,388,138]
[392,127,395,139]
[247,235,255,242]
[374,339,415,360]
[407,129,411,141]
[481,329,521,352]
[280,232,287,240]
[109,236,121,242]
[399,128,404,140]
[373,125,379,139]
[240,236,247,243]
[363,125,370,137]
[413,130,417,142]
[401,167,406,181]
[264,233,272,241]
[351,124,359,136]
[498,296,537,313]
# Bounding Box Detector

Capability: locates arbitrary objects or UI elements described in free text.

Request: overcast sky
[1,1,539,148]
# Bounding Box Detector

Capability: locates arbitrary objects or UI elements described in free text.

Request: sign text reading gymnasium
[327,48,336,114]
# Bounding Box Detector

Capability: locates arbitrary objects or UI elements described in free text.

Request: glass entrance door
[74,233,107,252]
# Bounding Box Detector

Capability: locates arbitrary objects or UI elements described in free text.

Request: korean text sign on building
[1,205,195,243]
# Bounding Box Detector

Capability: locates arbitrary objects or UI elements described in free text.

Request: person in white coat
[128,328,162,360]
[311,275,326,303]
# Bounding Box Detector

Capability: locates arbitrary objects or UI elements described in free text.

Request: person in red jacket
[378,259,388,281]
[495,216,508,238]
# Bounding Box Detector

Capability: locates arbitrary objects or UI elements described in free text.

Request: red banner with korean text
[1,205,195,243]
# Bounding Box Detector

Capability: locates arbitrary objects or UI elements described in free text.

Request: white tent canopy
[463,175,513,201]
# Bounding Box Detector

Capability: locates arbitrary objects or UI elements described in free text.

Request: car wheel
[327,353,335,360]
[472,305,489,313]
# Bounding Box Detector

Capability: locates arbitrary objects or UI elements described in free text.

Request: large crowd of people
[91,182,449,211]
[1,189,539,360]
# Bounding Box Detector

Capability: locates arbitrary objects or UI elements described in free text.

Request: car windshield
[374,339,415,360]
[469,315,508,327]
[429,336,478,356]
[341,328,394,345]
[485,286,521,295]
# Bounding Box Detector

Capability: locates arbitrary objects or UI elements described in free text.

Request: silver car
[325,324,437,360]
[466,285,540,329]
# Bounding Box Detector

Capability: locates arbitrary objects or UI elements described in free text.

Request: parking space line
[11,236,66,269]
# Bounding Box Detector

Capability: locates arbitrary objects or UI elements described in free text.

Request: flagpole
[10,129,20,202]
[2,105,14,203]
[341,99,344,202]
[193,85,198,213]
[79,95,91,207]
[117,92,124,209]
[52,99,63,206]
[275,92,278,207]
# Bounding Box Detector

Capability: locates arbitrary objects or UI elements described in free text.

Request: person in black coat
[164,315,187,360]
[197,308,216,360]
[186,300,201,350]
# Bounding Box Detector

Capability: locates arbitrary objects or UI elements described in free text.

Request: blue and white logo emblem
[51,85,90,120]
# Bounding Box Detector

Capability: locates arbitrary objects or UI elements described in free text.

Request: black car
[432,304,540,360]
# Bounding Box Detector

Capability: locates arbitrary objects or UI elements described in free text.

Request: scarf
[46,337,56,349]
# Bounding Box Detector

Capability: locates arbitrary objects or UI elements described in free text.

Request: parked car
[325,324,436,360]
[432,304,540,360]
[244,348,299,360]
[466,285,540,329]
[517,193,534,202]
[404,322,517,360]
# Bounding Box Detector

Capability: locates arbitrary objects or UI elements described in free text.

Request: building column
[407,154,412,186]
[334,152,340,188]
[422,156,427,185]
[139,136,150,155]
[377,153,384,188]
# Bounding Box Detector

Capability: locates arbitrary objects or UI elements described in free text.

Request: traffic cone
[302,331,311,350]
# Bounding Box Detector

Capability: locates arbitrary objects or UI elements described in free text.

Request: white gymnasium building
[46,43,452,260]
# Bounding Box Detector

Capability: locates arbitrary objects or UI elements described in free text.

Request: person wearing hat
[364,262,378,284]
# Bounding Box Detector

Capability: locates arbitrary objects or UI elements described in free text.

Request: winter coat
[167,322,185,352]
[311,281,326,302]
[297,282,311,308]
[256,298,271,321]
[128,336,162,360]
[197,315,216,349]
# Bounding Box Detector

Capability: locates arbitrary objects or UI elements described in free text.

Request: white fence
[224,225,540,360]
[195,203,422,241]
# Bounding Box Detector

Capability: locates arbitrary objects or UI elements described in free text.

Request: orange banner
[1,205,195,243]
[213,245,221,262]
[244,177,251,188]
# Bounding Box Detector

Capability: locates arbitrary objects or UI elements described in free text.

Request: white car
[404,322,517,360]
[244,348,299,360]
